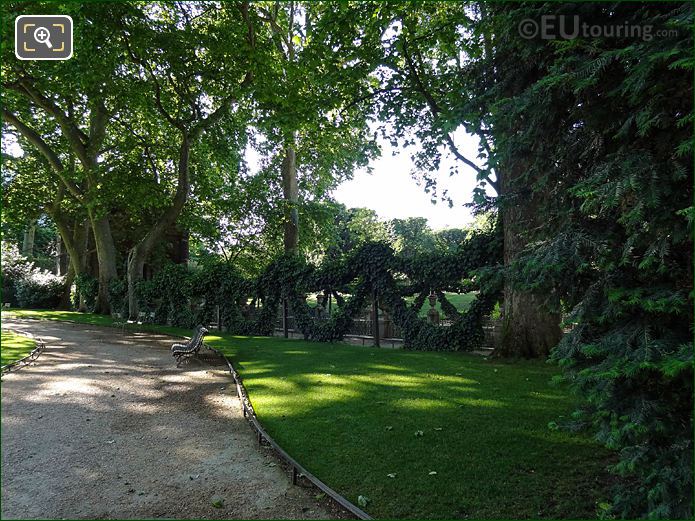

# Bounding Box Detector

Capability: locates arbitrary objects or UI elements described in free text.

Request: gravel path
[1,319,336,520]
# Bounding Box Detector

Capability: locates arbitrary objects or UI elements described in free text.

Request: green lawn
[405,291,478,318]
[1,329,37,366]
[307,291,478,318]
[4,309,611,518]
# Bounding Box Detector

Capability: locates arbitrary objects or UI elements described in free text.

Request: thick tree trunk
[127,135,191,320]
[89,212,118,315]
[496,165,562,358]
[22,221,36,258]
[50,212,89,310]
[58,264,75,310]
[281,145,298,252]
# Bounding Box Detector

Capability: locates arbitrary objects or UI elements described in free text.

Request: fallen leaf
[385,426,393,431]
[387,473,396,478]
[429,471,438,476]
[106,439,115,444]
[357,495,370,508]
[434,427,443,431]
[414,430,424,437]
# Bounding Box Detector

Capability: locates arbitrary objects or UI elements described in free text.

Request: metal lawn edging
[207,344,373,520]
[1,333,46,376]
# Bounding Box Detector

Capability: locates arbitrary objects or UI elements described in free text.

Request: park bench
[171,325,209,367]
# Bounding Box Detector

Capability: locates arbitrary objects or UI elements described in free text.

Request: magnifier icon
[33,26,52,49]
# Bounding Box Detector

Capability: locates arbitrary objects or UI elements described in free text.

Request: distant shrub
[15,269,65,309]
[1,242,32,306]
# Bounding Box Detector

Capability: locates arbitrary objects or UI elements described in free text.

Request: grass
[2,309,186,337]
[307,291,478,319]
[1,329,37,366]
[4,309,611,518]
[405,291,478,318]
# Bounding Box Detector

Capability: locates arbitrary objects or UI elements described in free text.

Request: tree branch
[13,78,91,165]
[401,37,500,192]
[3,108,83,201]
[120,32,184,131]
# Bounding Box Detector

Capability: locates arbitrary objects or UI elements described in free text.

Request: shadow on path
[1,319,334,520]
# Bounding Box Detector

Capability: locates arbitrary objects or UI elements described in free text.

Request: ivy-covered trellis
[120,227,502,352]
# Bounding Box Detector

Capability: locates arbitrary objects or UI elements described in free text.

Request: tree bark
[127,135,191,319]
[89,212,118,314]
[281,145,299,252]
[49,210,90,310]
[58,264,75,310]
[496,164,562,358]
[22,221,36,258]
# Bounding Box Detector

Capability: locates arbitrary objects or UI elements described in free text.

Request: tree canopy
[1,2,692,519]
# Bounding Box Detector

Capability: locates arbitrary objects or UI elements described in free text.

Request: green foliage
[190,259,273,335]
[1,241,31,305]
[466,3,693,518]
[15,270,65,309]
[144,264,195,328]
[107,279,128,318]
[251,221,502,349]
[74,274,98,313]
[2,241,65,309]
[131,223,501,350]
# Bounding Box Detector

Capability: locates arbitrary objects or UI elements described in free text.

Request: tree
[1,2,143,313]
[320,2,558,356]
[251,1,378,253]
[118,2,256,319]
[468,2,692,517]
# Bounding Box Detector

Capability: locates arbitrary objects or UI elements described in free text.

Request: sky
[331,129,483,230]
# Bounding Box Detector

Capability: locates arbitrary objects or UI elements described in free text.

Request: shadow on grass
[208,335,613,519]
[4,310,614,519]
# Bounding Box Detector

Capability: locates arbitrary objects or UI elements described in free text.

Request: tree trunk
[127,249,147,320]
[496,165,562,358]
[50,211,90,310]
[89,212,118,314]
[22,221,36,258]
[58,264,75,310]
[56,236,63,275]
[126,134,191,320]
[281,145,299,252]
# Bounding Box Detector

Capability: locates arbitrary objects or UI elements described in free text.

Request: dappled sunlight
[528,391,566,401]
[41,377,104,396]
[1,313,612,520]
[365,363,409,372]
[202,393,240,419]
[393,397,465,411]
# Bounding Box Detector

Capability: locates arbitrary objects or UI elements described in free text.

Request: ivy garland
[131,227,502,351]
